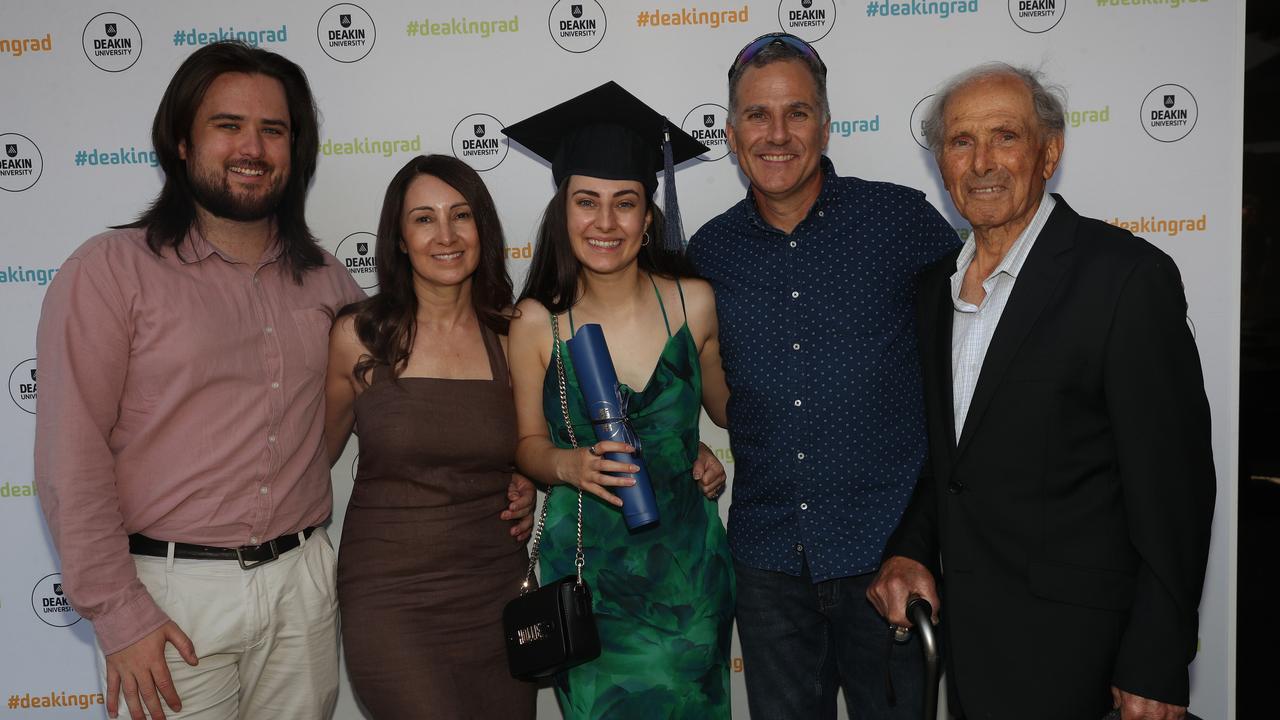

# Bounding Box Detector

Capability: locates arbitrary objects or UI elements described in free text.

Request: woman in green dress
[507,82,735,719]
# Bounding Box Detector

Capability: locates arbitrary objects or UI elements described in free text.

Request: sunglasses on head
[728,32,827,80]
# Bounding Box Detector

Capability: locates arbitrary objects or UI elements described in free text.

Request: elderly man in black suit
[867,63,1215,720]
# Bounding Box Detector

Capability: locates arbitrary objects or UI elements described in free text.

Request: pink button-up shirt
[34,227,364,654]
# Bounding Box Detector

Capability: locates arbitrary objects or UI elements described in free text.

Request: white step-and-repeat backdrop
[0,1,1241,717]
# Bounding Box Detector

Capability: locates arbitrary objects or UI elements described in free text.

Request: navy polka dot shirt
[688,157,959,582]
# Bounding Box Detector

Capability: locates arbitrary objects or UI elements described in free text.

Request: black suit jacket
[886,196,1215,719]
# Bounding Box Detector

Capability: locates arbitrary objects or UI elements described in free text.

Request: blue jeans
[734,558,925,720]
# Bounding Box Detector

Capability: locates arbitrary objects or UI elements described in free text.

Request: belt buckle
[235,539,279,570]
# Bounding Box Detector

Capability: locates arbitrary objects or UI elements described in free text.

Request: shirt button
[260,486,269,495]
[797,452,806,460]
[795,543,804,553]
[264,326,274,335]
[794,399,802,407]
[789,240,797,248]
[249,536,259,544]
[800,502,808,510]
[253,277,260,284]
[268,434,277,444]
[792,343,800,350]
[271,381,280,390]
[791,291,800,299]
[817,210,825,218]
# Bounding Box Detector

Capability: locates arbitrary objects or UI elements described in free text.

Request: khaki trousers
[97,528,340,719]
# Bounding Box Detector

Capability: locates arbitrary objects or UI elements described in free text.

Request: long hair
[340,154,514,384]
[518,179,696,314]
[116,40,323,282]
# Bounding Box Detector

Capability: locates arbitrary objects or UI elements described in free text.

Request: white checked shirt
[950,193,1056,441]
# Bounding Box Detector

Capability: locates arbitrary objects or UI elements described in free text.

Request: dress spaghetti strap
[562,274,679,338]
[649,274,672,338]
[675,277,688,328]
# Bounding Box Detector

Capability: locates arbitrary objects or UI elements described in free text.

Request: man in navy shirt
[687,33,959,719]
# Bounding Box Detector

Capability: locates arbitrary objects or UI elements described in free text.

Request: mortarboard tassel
[661,127,687,252]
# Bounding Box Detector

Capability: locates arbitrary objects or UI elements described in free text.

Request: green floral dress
[539,280,734,720]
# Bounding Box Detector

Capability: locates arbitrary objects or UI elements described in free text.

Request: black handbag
[503,573,600,680]
[503,313,601,681]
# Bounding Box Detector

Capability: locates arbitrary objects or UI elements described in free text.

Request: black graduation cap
[502,81,708,250]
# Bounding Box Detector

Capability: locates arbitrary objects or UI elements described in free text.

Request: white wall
[0,1,1241,717]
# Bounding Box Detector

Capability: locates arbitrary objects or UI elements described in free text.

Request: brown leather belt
[128,527,316,569]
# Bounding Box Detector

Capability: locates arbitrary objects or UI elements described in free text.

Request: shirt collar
[178,228,218,262]
[741,155,838,233]
[177,222,284,266]
[996,192,1055,280]
[951,192,1056,305]
[953,192,1056,278]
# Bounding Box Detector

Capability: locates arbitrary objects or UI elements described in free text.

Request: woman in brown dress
[324,154,536,719]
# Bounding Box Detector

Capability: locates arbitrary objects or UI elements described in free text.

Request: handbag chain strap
[521,312,586,594]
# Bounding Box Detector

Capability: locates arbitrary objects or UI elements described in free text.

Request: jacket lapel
[954,196,1078,461]
[916,254,959,469]
[934,270,958,452]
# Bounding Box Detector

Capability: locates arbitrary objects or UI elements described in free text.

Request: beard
[187,158,288,222]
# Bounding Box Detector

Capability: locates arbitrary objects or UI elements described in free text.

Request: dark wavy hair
[340,155,514,384]
[518,179,696,314]
[116,40,323,282]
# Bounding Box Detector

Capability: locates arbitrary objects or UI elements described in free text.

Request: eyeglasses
[728,32,827,80]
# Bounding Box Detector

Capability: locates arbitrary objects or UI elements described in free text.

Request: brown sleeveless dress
[337,325,535,719]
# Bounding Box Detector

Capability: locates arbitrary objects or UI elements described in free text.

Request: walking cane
[907,597,941,720]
